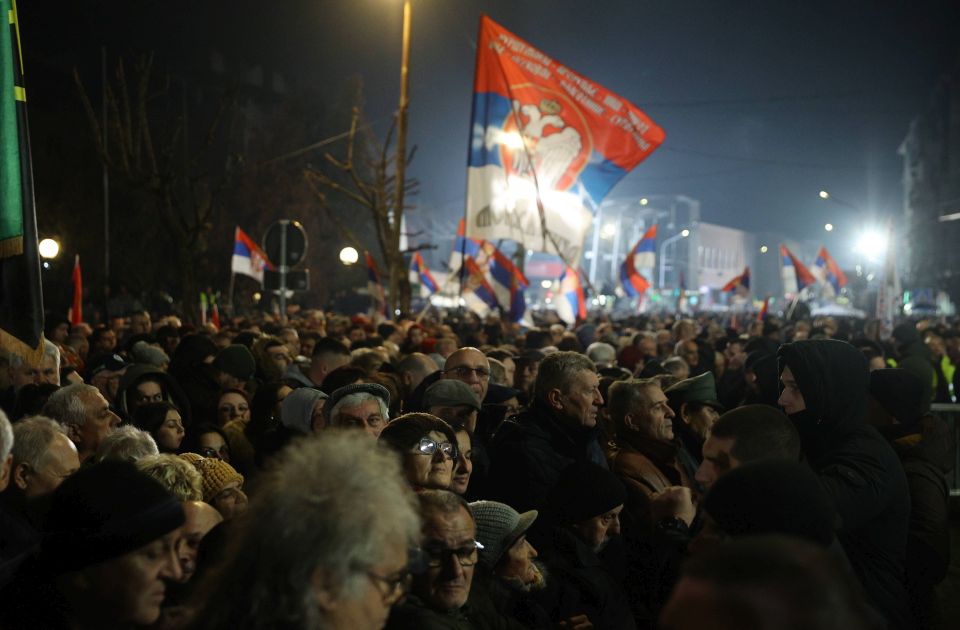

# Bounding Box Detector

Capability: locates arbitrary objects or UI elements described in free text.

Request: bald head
[178,501,224,582]
[443,347,491,401]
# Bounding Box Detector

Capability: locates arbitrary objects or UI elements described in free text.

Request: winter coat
[486,402,607,513]
[115,364,193,426]
[607,430,695,528]
[778,340,912,629]
[897,340,935,408]
[386,592,524,630]
[533,528,638,630]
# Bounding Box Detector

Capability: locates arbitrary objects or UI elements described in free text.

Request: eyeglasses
[422,540,484,568]
[415,437,458,460]
[445,366,490,380]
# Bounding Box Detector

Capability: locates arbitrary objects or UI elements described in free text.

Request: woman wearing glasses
[379,413,459,492]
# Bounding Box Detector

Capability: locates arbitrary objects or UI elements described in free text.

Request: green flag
[0,0,44,358]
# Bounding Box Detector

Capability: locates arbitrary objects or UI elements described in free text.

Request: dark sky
[23,0,960,268]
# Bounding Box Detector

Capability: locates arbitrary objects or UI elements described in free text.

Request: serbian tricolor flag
[466,15,665,263]
[557,266,587,325]
[69,255,82,325]
[814,246,847,294]
[780,245,816,294]
[463,255,499,317]
[410,252,440,295]
[488,247,529,322]
[620,225,656,297]
[756,297,770,322]
[231,227,273,284]
[450,218,487,280]
[722,266,750,293]
[365,251,389,318]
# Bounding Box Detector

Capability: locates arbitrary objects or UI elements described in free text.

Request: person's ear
[0,454,12,490]
[64,423,83,448]
[623,412,639,431]
[680,403,691,425]
[12,461,31,490]
[311,568,340,613]
[546,388,563,411]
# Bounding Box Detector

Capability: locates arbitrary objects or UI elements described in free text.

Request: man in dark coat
[778,339,911,629]
[868,368,953,629]
[486,352,605,513]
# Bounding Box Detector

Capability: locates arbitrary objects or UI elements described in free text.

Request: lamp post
[393,0,412,243]
[658,229,689,288]
[339,246,359,266]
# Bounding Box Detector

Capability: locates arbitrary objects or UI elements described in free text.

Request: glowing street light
[819,190,830,199]
[38,238,60,259]
[760,245,769,253]
[339,246,359,265]
[824,223,834,232]
[601,223,617,239]
[680,229,690,237]
[854,230,887,263]
[639,198,649,206]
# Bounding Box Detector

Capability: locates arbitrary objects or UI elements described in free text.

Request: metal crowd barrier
[930,403,960,495]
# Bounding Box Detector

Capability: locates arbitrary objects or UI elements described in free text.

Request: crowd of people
[0,306,955,629]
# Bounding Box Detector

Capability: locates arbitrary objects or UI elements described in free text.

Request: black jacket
[486,402,607,513]
[779,340,911,629]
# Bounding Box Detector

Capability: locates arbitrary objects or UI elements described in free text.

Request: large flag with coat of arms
[466,15,665,266]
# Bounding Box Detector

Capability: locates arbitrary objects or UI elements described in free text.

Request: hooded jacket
[115,364,192,426]
[778,340,911,629]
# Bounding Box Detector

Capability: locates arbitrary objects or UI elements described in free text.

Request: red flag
[210,300,221,330]
[722,266,750,293]
[69,255,82,325]
[757,296,770,321]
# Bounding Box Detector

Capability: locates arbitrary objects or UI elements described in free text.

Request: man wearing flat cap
[665,371,724,484]
[325,382,391,438]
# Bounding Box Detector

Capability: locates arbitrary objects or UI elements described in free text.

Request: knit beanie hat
[547,461,626,524]
[192,457,244,502]
[42,460,185,572]
[469,500,538,569]
[131,341,170,368]
[703,460,837,547]
[280,387,329,434]
[213,345,256,380]
[869,368,925,427]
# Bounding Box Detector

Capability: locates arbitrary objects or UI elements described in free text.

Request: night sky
[21,0,960,270]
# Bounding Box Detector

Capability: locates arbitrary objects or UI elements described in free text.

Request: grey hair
[6,339,60,370]
[136,454,202,501]
[586,342,617,366]
[419,488,471,518]
[487,358,507,386]
[328,392,388,426]
[42,383,98,427]
[188,432,421,630]
[0,409,13,463]
[533,351,597,404]
[95,425,159,463]
[10,415,65,471]
[608,378,662,434]
[662,356,689,377]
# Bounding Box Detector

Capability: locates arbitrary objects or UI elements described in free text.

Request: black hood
[777,340,869,441]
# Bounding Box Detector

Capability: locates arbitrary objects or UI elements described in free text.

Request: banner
[0,0,43,359]
[466,15,665,266]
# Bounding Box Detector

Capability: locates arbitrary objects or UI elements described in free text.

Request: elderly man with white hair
[325,383,391,438]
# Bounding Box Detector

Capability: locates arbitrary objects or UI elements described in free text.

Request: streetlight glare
[819,190,830,199]
[824,223,834,232]
[760,245,768,253]
[639,198,649,206]
[680,229,690,237]
[854,230,887,262]
[38,238,60,259]
[601,223,617,238]
[540,279,552,289]
[339,246,359,265]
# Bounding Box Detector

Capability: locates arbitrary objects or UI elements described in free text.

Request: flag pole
[227,271,236,318]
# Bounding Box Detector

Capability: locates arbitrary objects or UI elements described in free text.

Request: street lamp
[393,0,413,250]
[339,246,359,265]
[39,238,60,259]
[760,245,769,253]
[658,229,690,288]
[824,223,834,232]
[819,190,830,200]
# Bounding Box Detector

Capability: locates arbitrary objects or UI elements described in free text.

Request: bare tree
[73,53,237,319]
[303,91,420,314]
